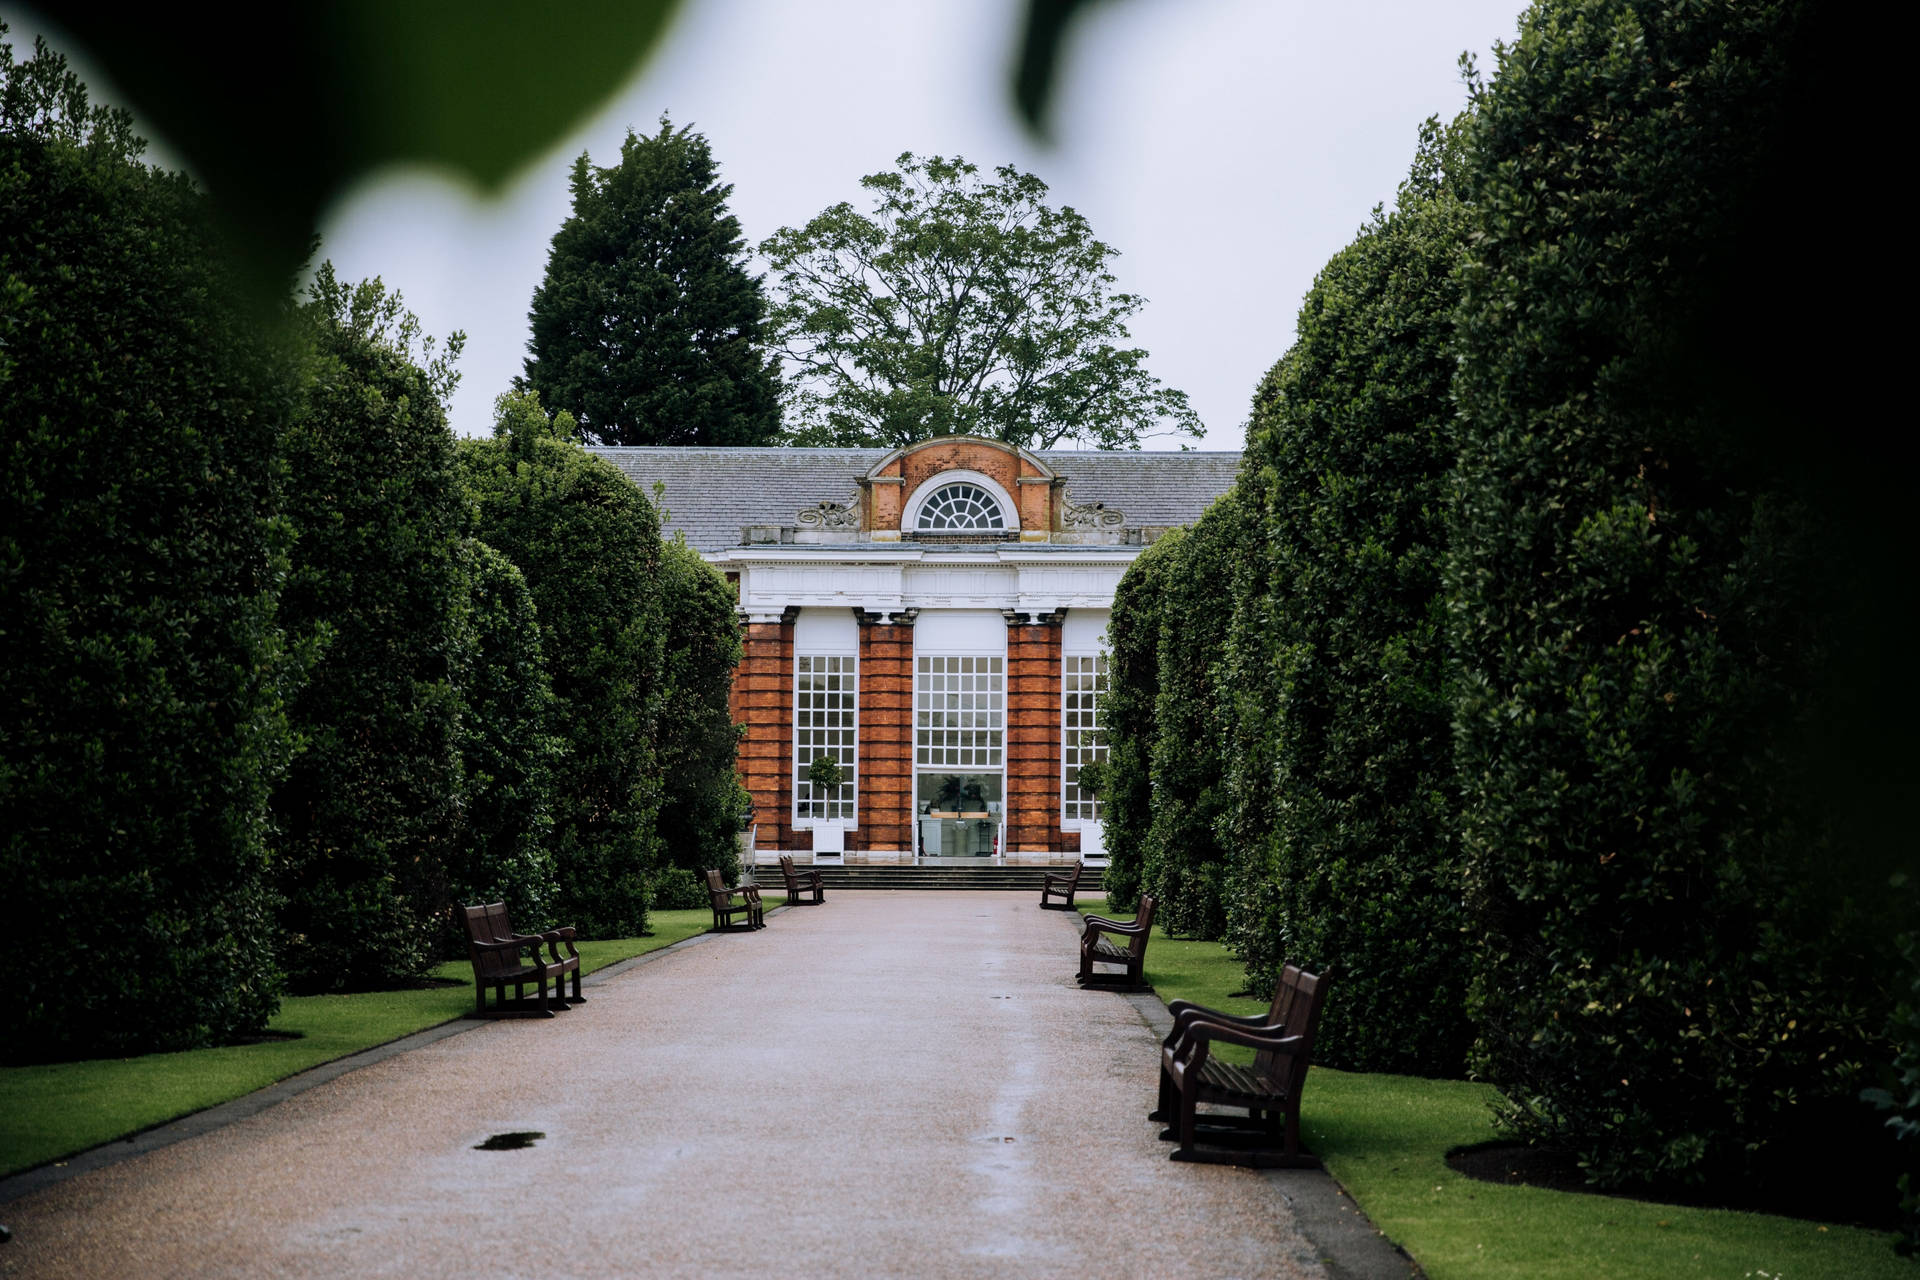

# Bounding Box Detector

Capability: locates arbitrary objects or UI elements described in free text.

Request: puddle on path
[473,1131,545,1151]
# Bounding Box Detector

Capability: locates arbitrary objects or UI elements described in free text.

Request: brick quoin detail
[854,613,914,852]
[1005,615,1063,854]
[736,616,794,850]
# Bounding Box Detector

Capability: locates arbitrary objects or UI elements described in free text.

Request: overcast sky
[10,1,1525,451]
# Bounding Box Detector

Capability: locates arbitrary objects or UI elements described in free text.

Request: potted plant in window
[806,754,847,860]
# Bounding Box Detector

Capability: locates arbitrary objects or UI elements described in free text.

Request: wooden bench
[778,854,825,904]
[1077,894,1156,990]
[1038,860,1084,910]
[705,868,763,931]
[1153,961,1329,1166]
[457,902,582,1018]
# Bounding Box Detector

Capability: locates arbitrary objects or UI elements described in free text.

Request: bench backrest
[1066,861,1084,889]
[1254,964,1328,1096]
[778,854,798,889]
[461,902,522,980]
[704,868,733,905]
[1130,895,1157,959]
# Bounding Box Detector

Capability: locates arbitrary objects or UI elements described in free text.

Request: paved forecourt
[1,892,1328,1279]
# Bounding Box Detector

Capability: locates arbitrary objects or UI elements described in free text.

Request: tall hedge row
[1,49,295,1061]
[652,537,748,905]
[448,538,560,931]
[1220,119,1474,1076]
[1139,494,1248,939]
[1104,0,1909,1208]
[1450,0,1901,1189]
[459,392,665,938]
[271,270,471,992]
[1099,528,1180,912]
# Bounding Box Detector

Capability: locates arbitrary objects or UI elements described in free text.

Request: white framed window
[917,482,1005,530]
[794,654,857,822]
[915,655,1004,768]
[1062,653,1109,823]
[901,468,1017,534]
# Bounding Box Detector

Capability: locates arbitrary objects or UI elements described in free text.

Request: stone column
[854,609,915,857]
[736,609,796,851]
[1004,611,1064,858]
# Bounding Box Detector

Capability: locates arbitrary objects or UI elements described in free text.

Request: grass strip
[0,901,780,1178]
[1078,897,1910,1279]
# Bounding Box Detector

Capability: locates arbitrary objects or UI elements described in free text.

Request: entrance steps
[755,863,1086,892]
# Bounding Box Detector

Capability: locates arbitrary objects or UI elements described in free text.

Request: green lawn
[0,902,779,1178]
[1078,897,1913,1279]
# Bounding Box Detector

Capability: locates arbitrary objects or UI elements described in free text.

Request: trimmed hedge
[448,538,559,932]
[1450,0,1901,1189]
[1,43,294,1060]
[1223,120,1473,1076]
[1099,528,1181,913]
[459,391,663,938]
[272,267,469,992]
[1139,493,1249,940]
[654,537,747,887]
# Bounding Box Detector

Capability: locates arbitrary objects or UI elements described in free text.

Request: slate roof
[587,446,1245,554]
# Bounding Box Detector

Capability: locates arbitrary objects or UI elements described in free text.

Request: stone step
[750,863,1101,893]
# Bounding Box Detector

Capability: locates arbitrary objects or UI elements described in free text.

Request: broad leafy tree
[1,34,296,1059]
[762,153,1202,450]
[273,265,470,993]
[524,117,782,447]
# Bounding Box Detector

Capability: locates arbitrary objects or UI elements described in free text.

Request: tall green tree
[524,116,782,447]
[458,391,664,937]
[1,34,296,1060]
[762,153,1203,449]
[273,265,470,993]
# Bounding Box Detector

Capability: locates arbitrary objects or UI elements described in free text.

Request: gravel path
[1,891,1327,1279]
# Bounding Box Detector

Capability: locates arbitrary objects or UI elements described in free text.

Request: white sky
[8,0,1525,450]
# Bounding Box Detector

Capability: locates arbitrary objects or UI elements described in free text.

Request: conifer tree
[524,116,781,446]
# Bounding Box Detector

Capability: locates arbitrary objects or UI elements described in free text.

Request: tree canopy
[524,117,782,447]
[761,153,1202,450]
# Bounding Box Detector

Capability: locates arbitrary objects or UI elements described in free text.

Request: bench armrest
[1164,1002,1274,1047]
[468,935,539,955]
[1191,1023,1306,1055]
[1082,915,1146,939]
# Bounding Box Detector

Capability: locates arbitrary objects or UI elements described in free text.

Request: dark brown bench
[1038,860,1083,910]
[778,854,825,904]
[1153,961,1329,1166]
[1077,894,1156,990]
[706,868,763,931]
[457,902,582,1018]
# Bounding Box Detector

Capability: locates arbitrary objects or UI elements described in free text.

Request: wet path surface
[2,892,1325,1279]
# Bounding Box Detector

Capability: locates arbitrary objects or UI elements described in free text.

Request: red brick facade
[737,614,795,849]
[853,612,914,852]
[1005,615,1064,854]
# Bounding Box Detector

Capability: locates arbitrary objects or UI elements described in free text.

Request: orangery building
[591,437,1240,865]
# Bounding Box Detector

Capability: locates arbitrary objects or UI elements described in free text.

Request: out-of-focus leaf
[26,0,682,290]
[1012,0,1118,136]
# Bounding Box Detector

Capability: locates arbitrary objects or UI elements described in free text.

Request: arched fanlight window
[917,482,1005,530]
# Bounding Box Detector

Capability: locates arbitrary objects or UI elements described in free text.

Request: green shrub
[272,266,469,992]
[0,37,295,1060]
[1224,119,1473,1076]
[655,537,746,886]
[1140,493,1249,939]
[447,538,559,933]
[1100,528,1182,912]
[458,391,663,938]
[1450,0,1900,1188]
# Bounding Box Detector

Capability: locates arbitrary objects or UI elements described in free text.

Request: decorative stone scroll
[796,500,859,530]
[1061,497,1125,530]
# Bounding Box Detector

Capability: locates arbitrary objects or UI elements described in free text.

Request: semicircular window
[917,482,1005,531]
